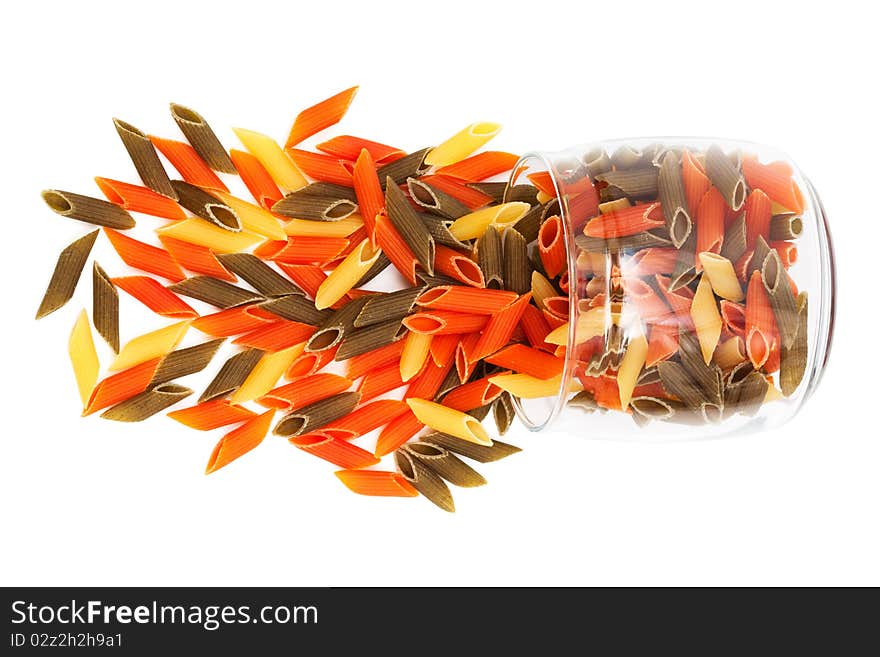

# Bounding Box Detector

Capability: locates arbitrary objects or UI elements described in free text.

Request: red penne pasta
[771,241,798,268]
[416,174,493,209]
[567,183,600,230]
[374,212,418,284]
[434,245,485,288]
[538,215,566,278]
[627,248,679,276]
[95,176,187,220]
[745,270,779,369]
[286,149,353,186]
[104,228,186,282]
[542,296,569,320]
[681,149,710,217]
[405,359,454,401]
[284,86,359,149]
[429,333,460,367]
[542,308,566,329]
[404,310,490,336]
[744,189,772,249]
[520,303,553,350]
[83,357,162,415]
[230,148,283,209]
[286,346,338,380]
[416,285,517,315]
[455,332,482,382]
[583,202,664,238]
[527,171,556,197]
[352,148,384,239]
[167,400,257,431]
[291,432,380,469]
[192,305,271,337]
[646,321,680,367]
[357,361,406,402]
[232,320,315,352]
[471,293,533,362]
[158,236,236,282]
[696,186,726,260]
[720,300,747,339]
[442,374,505,411]
[316,135,405,164]
[150,135,228,191]
[205,410,275,474]
[374,410,424,458]
[631,381,670,399]
[274,264,325,299]
[334,469,418,497]
[112,275,198,319]
[435,151,519,182]
[258,373,351,412]
[742,156,804,213]
[655,274,695,329]
[321,399,409,439]
[254,237,350,265]
[346,340,406,380]
[485,343,565,380]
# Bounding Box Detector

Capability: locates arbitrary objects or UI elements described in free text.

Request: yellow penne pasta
[230,344,305,403]
[424,122,502,167]
[690,274,723,364]
[156,218,264,254]
[617,333,648,409]
[110,320,191,372]
[488,373,563,399]
[698,252,744,302]
[213,191,287,240]
[232,127,307,191]
[400,331,432,382]
[544,307,606,346]
[69,309,100,406]
[283,214,364,237]
[536,190,554,205]
[764,383,783,403]
[530,271,558,310]
[405,398,492,445]
[713,336,747,370]
[448,202,530,241]
[315,239,382,310]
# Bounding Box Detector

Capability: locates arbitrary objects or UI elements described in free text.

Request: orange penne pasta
[405,359,454,401]
[436,151,519,182]
[346,340,406,380]
[696,187,725,261]
[192,305,271,337]
[82,357,161,415]
[374,212,418,284]
[628,247,679,276]
[520,303,553,350]
[334,469,418,497]
[416,285,517,315]
[94,176,187,220]
[321,399,409,439]
[655,274,695,329]
[167,400,257,431]
[150,135,227,191]
[623,277,673,324]
[284,86,359,149]
[455,332,482,382]
[205,410,275,474]
[771,241,798,268]
[232,320,314,352]
[527,171,556,196]
[470,293,532,362]
[374,410,424,458]
[745,270,778,369]
[230,148,283,209]
[291,432,379,469]
[434,245,485,288]
[681,149,710,218]
[744,189,772,249]
[442,375,505,411]
[720,300,747,339]
[254,237,349,265]
[567,184,600,230]
[485,343,565,380]
[112,275,197,319]
[286,346,338,379]
[542,296,569,321]
[286,149,353,186]
[404,310,489,335]
[416,174,492,209]
[274,264,325,299]
[357,361,406,402]
[351,148,384,239]
[429,333,460,367]
[258,373,351,411]
[742,156,804,213]
[538,215,566,278]
[646,321,680,367]
[583,202,664,238]
[316,135,405,164]
[104,228,186,282]
[157,236,236,282]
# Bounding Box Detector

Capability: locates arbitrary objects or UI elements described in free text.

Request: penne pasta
[538,215,566,278]
[376,147,431,186]
[214,254,299,299]
[354,287,424,328]
[405,398,491,445]
[287,149,353,186]
[374,212,419,284]
[358,361,406,402]
[744,270,778,370]
[305,296,369,353]
[742,156,804,213]
[232,320,314,352]
[200,348,264,402]
[448,202,530,241]
[744,188,772,249]
[150,339,225,386]
[400,331,432,382]
[402,442,486,488]
[335,319,407,361]
[441,375,504,412]
[485,343,564,380]
[205,410,275,474]
[321,399,409,439]
[436,151,519,182]
[155,218,263,254]
[317,135,405,164]
[273,391,361,438]
[424,122,502,168]
[169,103,236,173]
[385,178,435,276]
[68,309,100,407]
[258,373,351,412]
[470,293,532,362]
[113,118,177,199]
[375,411,424,458]
[690,274,723,363]
[211,192,286,240]
[41,189,135,230]
[502,228,531,295]
[230,344,304,403]
[657,152,693,248]
[477,224,504,289]
[404,310,489,336]
[92,262,120,352]
[101,383,192,422]
[259,295,331,327]
[423,432,520,463]
[192,306,270,337]
[595,167,659,200]
[233,127,307,191]
[112,276,198,319]
[698,252,744,302]
[416,285,517,315]
[780,292,808,396]
[35,230,99,319]
[167,399,257,431]
[94,177,186,221]
[284,86,359,149]
[315,239,382,310]
[488,372,563,399]
[150,136,228,192]
[583,202,664,239]
[83,357,162,415]
[230,148,283,209]
[168,276,264,309]
[407,177,470,219]
[290,432,379,469]
[334,470,418,498]
[110,320,191,372]
[704,145,746,211]
[761,247,800,349]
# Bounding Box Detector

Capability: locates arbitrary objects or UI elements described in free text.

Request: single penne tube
[334,318,406,361]
[94,177,187,221]
[41,190,135,230]
[274,391,362,438]
[315,239,382,310]
[167,400,257,431]
[230,344,304,403]
[405,398,492,445]
[488,373,563,399]
[149,339,225,386]
[283,214,364,238]
[394,448,454,512]
[416,285,517,315]
[230,149,283,209]
[36,230,99,319]
[448,202,531,241]
[213,191,287,240]
[713,336,747,370]
[205,410,275,474]
[699,252,744,301]
[168,276,265,309]
[113,118,177,199]
[400,331,432,382]
[233,127,307,191]
[657,152,693,248]
[113,276,198,319]
[530,271,558,310]
[284,86,359,149]
[690,274,723,363]
[110,320,191,372]
[704,145,747,211]
[200,348,265,402]
[424,122,502,168]
[169,103,236,174]
[334,470,418,498]
[617,333,648,409]
[151,136,228,192]
[215,253,302,298]
[69,309,100,406]
[92,262,119,352]
[156,218,263,253]
[544,307,606,346]
[101,383,192,422]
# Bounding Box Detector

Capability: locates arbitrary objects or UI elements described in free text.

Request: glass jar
[506,138,835,438]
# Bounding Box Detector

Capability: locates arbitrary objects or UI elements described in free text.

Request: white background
[1,0,877,586]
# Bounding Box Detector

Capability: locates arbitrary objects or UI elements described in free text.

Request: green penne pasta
[719,214,748,263]
[669,232,698,291]
[169,276,264,309]
[273,391,361,438]
[402,442,486,488]
[41,190,135,230]
[576,229,672,253]
[492,392,515,435]
[657,361,708,410]
[476,224,504,289]
[272,193,358,221]
[35,230,99,319]
[415,271,459,288]
[377,147,431,187]
[92,261,120,353]
[199,348,264,402]
[747,235,773,281]
[305,296,370,352]
[394,448,454,513]
[581,147,612,176]
[385,177,435,275]
[769,214,803,241]
[259,295,332,326]
[419,214,471,250]
[353,252,391,288]
[407,177,470,219]
[113,118,177,199]
[568,390,598,413]
[150,339,225,386]
[354,287,424,328]
[101,383,192,422]
[595,167,659,201]
[216,253,303,297]
[422,432,521,463]
[511,203,543,243]
[169,103,236,174]
[170,180,241,231]
[502,228,531,295]
[678,332,723,404]
[610,144,650,169]
[657,152,692,248]
[704,145,746,211]
[780,292,808,397]
[435,366,464,402]
[724,369,768,417]
[335,319,407,361]
[761,247,800,349]
[467,404,492,421]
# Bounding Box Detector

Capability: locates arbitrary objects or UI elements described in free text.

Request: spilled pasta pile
[38,87,809,511]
